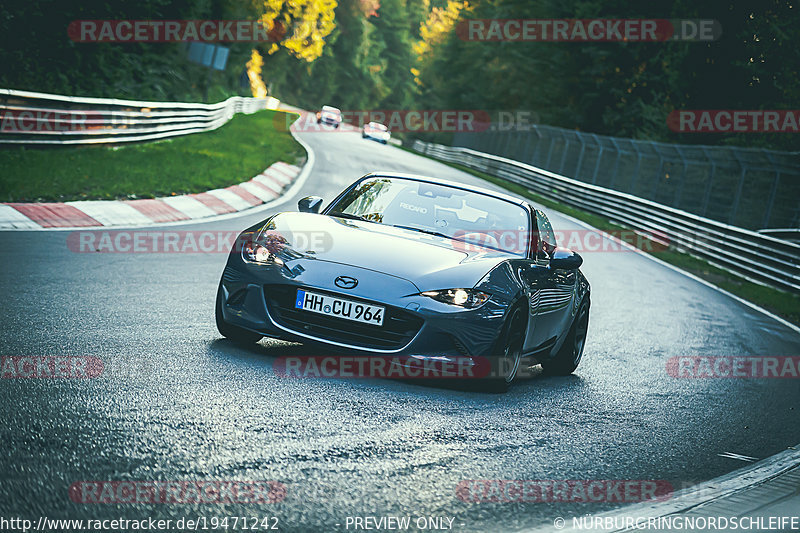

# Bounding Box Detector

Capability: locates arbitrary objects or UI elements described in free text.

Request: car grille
[264,284,423,350]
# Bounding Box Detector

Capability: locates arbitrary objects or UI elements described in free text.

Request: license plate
[295,289,384,326]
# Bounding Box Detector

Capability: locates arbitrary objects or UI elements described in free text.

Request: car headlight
[420,289,490,308]
[241,241,284,266]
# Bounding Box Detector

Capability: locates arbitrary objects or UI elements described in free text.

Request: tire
[485,306,526,392]
[215,284,262,345]
[542,298,589,376]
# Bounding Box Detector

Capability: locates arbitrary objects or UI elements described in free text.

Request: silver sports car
[216,173,590,391]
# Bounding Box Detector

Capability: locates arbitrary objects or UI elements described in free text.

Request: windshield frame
[322,174,534,258]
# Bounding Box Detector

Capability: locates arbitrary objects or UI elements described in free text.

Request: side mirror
[298,196,323,213]
[550,248,583,270]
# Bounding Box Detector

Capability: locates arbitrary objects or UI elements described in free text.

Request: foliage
[410,0,800,150]
[246,49,268,97]
[256,0,338,62]
[1,0,797,150]
[413,0,468,63]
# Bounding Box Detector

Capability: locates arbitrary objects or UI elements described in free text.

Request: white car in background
[316,105,342,128]
[362,121,390,144]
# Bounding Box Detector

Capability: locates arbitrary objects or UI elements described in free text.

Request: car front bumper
[318,116,341,126]
[218,255,511,361]
[363,131,390,142]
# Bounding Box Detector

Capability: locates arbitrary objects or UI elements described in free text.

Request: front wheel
[485,307,525,392]
[542,298,589,376]
[215,284,262,345]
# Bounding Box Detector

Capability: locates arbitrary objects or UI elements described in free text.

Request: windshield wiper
[391,224,452,240]
[328,211,370,222]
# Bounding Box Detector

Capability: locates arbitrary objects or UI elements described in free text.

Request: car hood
[256,212,514,291]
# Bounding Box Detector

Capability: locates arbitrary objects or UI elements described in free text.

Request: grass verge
[0,110,303,202]
[401,147,800,326]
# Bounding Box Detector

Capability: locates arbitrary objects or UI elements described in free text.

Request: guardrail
[452,126,800,231]
[759,228,800,244]
[0,88,280,145]
[412,140,800,294]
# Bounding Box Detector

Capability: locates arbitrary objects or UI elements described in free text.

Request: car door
[522,210,578,353]
[516,208,545,354]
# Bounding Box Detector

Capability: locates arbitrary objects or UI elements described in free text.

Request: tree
[256,0,338,62]
[371,0,415,108]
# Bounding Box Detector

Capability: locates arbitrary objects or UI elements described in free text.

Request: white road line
[160,196,217,219]
[0,204,40,229]
[718,452,759,462]
[65,200,153,226]
[279,128,316,204]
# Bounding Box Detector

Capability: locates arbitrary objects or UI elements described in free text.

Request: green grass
[0,110,303,202]
[401,147,800,326]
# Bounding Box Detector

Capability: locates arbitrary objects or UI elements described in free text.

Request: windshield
[322,106,340,114]
[327,177,530,256]
[368,122,387,130]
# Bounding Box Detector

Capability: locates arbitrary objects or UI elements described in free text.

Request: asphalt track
[1,123,799,532]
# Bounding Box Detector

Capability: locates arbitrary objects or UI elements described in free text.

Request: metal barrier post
[608,137,621,189]
[700,147,716,218]
[558,131,571,174]
[729,151,748,225]
[673,146,689,209]
[590,133,604,184]
[763,152,782,229]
